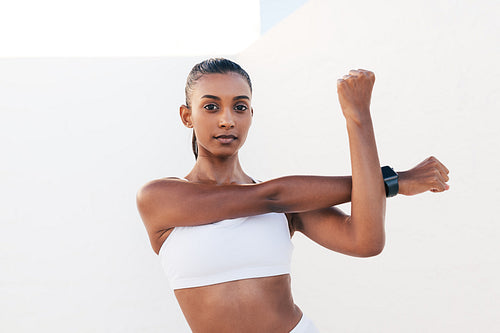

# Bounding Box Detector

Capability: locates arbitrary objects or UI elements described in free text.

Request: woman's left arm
[290,158,450,257]
[289,68,450,257]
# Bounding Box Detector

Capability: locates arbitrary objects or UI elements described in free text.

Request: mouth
[214,134,237,144]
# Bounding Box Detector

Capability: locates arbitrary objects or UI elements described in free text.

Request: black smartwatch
[381,166,399,197]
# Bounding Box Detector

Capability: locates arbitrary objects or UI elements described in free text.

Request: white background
[1,0,499,332]
[0,0,260,56]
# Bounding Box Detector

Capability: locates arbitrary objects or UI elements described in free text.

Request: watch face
[382,166,398,180]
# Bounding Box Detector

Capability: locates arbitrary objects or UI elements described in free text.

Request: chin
[215,150,240,159]
[214,146,242,158]
[198,147,237,159]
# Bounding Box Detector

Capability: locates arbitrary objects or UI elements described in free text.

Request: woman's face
[181,72,253,159]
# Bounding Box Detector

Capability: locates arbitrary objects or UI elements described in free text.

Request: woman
[136,58,449,332]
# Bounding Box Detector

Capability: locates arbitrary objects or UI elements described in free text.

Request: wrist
[397,170,410,196]
[344,109,372,127]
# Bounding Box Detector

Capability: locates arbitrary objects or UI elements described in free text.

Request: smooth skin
[137,71,450,333]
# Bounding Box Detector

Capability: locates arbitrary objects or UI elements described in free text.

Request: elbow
[356,243,385,257]
[349,214,386,257]
[352,227,385,258]
[355,237,385,257]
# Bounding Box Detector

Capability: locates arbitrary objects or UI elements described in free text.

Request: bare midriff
[174,274,302,333]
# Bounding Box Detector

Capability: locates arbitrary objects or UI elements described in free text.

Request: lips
[214,134,237,144]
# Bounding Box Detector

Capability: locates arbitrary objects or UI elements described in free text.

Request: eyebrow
[201,95,250,101]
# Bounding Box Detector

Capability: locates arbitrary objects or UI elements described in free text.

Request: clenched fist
[337,69,375,123]
[399,156,450,195]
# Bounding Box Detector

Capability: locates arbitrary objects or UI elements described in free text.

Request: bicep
[292,206,364,257]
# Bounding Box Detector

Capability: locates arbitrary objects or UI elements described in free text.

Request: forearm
[346,115,386,253]
[334,69,386,255]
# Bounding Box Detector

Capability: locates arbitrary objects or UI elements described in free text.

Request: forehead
[191,73,252,100]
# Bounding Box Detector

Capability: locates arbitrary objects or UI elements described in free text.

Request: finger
[436,164,449,181]
[438,160,450,175]
[433,159,450,181]
[431,167,450,185]
[437,176,450,191]
[425,156,450,182]
[439,170,450,182]
[430,181,448,192]
[342,74,353,80]
[442,171,450,182]
[353,69,371,76]
[356,69,375,81]
[432,166,449,183]
[428,156,450,175]
[348,70,360,76]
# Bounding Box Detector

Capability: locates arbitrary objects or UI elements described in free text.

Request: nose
[218,107,235,129]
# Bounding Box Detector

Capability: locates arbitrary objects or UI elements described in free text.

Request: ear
[180,105,193,128]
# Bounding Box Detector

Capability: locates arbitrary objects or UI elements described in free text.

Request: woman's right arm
[136,175,354,233]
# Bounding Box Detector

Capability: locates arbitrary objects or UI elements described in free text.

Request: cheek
[191,114,213,134]
[238,118,252,139]
[243,115,253,129]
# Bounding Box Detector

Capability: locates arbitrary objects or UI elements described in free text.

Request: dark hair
[185,58,252,159]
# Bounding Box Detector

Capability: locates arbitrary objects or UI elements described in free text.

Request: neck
[186,153,252,185]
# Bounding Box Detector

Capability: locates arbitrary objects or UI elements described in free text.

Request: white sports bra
[158,186,294,290]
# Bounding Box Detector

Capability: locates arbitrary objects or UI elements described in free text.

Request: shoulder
[136,177,189,240]
[137,177,185,194]
[136,177,186,208]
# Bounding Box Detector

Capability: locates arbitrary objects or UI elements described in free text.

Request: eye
[203,103,219,111]
[234,104,248,112]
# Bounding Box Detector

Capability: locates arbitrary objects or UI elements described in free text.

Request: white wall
[1,0,499,332]
[0,57,200,332]
[236,0,500,331]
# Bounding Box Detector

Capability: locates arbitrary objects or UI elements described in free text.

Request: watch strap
[381,166,399,197]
